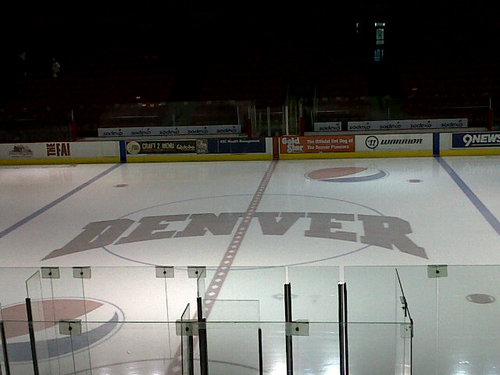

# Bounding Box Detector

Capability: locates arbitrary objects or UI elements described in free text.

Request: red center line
[168,160,278,374]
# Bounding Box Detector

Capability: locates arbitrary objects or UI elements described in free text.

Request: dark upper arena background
[1,0,499,140]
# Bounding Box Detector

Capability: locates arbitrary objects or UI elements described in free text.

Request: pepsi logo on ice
[306,167,387,182]
[0,298,123,362]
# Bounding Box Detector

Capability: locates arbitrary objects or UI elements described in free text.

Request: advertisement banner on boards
[0,142,120,160]
[313,122,342,132]
[98,125,241,137]
[0,144,38,159]
[207,139,267,154]
[356,134,433,152]
[452,132,500,148]
[0,143,71,159]
[348,118,467,131]
[126,140,205,154]
[280,136,355,154]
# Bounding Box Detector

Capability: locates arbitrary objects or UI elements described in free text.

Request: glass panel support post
[25,298,40,375]
[258,328,263,375]
[197,297,209,375]
[59,320,82,374]
[176,323,195,375]
[396,269,414,375]
[284,283,293,375]
[176,304,195,375]
[0,321,11,375]
[338,282,349,375]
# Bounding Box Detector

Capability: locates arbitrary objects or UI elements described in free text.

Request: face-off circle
[98,194,388,266]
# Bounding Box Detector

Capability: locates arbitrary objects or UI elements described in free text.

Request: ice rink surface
[1,156,499,268]
[0,156,499,375]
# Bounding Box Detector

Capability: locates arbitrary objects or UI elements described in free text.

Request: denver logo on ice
[43,194,427,263]
[0,298,123,362]
[306,167,387,182]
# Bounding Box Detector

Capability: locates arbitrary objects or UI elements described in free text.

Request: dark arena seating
[1,1,499,141]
